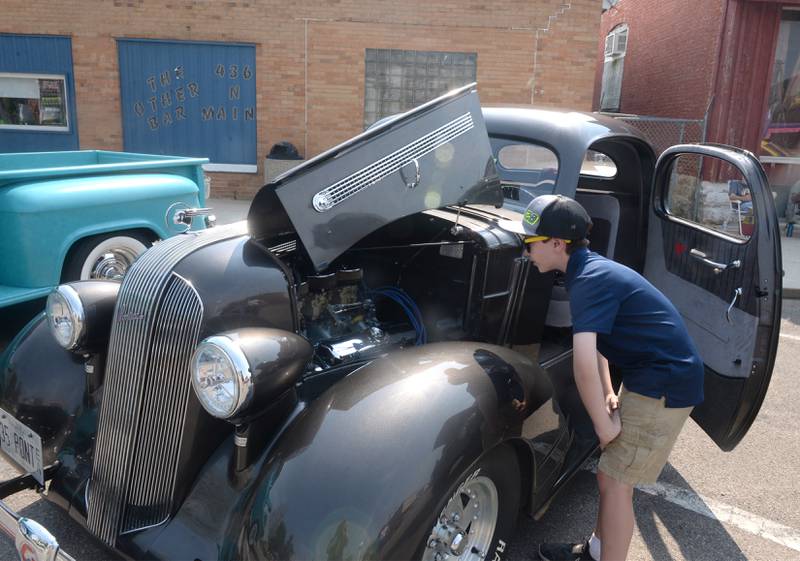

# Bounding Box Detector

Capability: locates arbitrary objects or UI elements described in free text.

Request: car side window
[664,153,754,241]
[497,143,558,202]
[581,149,617,178]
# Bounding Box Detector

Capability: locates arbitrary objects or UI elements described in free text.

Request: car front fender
[143,342,555,561]
[211,342,544,561]
[141,342,554,560]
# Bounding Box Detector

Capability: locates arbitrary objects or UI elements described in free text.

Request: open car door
[644,144,782,451]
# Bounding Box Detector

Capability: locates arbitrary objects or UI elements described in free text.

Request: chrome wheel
[76,235,149,280]
[87,248,140,279]
[422,475,499,561]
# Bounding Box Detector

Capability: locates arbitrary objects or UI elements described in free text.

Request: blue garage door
[118,39,257,169]
[0,34,79,152]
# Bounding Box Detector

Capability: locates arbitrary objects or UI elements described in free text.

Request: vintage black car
[0,84,782,561]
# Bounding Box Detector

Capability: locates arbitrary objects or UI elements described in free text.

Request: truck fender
[229,342,552,560]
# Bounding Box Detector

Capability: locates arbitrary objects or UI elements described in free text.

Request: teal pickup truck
[0,150,212,310]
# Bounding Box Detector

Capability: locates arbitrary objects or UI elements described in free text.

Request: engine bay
[278,206,556,374]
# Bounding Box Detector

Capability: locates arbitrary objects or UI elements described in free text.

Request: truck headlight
[191,336,252,419]
[46,285,85,350]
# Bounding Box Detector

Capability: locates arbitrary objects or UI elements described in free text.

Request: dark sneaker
[537,539,594,561]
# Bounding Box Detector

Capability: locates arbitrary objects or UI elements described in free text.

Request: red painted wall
[706,0,782,152]
[593,0,724,119]
[594,0,783,156]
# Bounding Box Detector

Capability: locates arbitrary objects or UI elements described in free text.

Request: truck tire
[62,232,152,282]
[420,444,521,561]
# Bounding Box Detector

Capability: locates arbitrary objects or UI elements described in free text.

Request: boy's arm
[574,332,621,447]
[597,352,618,413]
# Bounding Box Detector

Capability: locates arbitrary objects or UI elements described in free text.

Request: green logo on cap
[524,209,540,226]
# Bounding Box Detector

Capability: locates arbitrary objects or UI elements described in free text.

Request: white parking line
[584,459,800,553]
[779,332,800,342]
[636,481,800,553]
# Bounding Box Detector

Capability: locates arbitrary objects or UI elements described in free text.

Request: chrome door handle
[726,287,743,323]
[690,249,741,274]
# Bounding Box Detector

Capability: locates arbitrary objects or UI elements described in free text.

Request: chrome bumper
[0,499,75,561]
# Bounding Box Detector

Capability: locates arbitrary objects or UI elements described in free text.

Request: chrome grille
[87,222,247,546]
[122,274,201,532]
[312,112,475,212]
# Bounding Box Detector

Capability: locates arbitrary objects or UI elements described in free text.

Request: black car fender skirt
[222,342,546,561]
[0,313,88,468]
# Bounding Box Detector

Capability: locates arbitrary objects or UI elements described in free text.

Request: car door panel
[644,144,781,451]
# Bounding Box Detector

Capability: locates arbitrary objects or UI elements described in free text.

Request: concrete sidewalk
[208,197,250,225]
[208,198,800,299]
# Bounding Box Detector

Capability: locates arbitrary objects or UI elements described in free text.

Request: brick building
[594,0,800,213]
[0,1,601,199]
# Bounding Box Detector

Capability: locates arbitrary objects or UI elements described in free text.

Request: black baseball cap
[498,194,591,242]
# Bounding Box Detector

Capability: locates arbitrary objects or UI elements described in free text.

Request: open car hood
[248,84,502,271]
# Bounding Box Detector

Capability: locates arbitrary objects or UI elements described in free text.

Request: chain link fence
[601,113,707,155]
[600,114,752,237]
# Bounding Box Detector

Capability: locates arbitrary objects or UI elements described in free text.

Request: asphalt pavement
[0,199,799,560]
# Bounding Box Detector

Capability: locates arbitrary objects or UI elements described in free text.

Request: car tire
[62,232,152,282]
[420,444,521,561]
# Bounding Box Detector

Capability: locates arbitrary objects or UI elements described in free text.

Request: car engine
[298,267,418,370]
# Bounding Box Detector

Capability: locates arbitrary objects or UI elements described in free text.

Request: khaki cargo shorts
[598,386,693,486]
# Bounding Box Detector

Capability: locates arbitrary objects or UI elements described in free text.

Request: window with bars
[363,49,477,128]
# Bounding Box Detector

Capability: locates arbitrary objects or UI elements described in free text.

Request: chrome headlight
[191,335,253,419]
[46,285,86,350]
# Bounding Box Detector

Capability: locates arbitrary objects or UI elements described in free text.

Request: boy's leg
[596,470,634,561]
[539,389,691,561]
[596,388,693,560]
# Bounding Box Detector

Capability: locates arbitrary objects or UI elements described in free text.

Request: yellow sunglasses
[523,236,572,244]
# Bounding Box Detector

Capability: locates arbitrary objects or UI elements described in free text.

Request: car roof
[482,106,654,197]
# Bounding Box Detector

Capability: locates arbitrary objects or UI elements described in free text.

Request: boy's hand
[605,393,619,415]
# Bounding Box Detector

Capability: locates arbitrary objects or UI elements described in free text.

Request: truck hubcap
[89,249,138,280]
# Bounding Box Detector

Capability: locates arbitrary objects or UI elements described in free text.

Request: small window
[665,153,753,241]
[498,143,558,173]
[581,150,617,178]
[497,143,559,200]
[0,73,68,130]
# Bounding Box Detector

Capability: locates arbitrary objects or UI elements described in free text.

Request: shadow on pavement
[637,463,746,561]
[505,463,746,561]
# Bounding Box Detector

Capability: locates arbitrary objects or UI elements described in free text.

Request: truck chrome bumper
[0,499,75,561]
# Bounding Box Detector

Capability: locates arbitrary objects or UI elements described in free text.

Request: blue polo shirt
[565,248,704,408]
